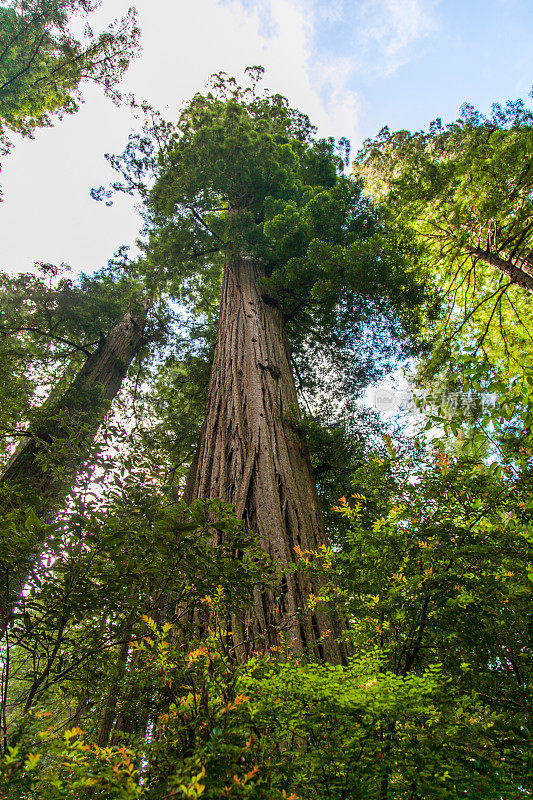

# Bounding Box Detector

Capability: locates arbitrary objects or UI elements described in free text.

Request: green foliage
[2,454,273,717]
[1,723,142,798]
[244,657,510,800]
[3,405,531,797]
[297,432,533,795]
[298,406,403,541]
[4,616,528,799]
[355,94,533,381]
[147,72,431,354]
[0,0,139,158]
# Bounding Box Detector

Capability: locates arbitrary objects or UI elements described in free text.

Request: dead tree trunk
[184,255,347,664]
[0,302,149,627]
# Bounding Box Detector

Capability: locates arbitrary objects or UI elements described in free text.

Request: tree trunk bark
[96,633,131,748]
[469,246,533,294]
[184,255,347,664]
[0,302,149,628]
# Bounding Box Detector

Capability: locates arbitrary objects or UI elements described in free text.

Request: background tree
[0,264,135,461]
[354,96,533,382]
[0,0,139,163]
[0,263,169,629]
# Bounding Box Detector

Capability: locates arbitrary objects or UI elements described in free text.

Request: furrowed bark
[184,254,347,664]
[0,302,148,628]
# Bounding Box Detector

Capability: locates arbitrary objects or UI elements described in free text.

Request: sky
[1,0,533,275]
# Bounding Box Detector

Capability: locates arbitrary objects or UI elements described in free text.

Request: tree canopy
[0,0,139,159]
[354,96,533,382]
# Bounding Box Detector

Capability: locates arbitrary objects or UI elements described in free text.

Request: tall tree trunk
[184,255,347,664]
[0,302,149,628]
[97,632,131,748]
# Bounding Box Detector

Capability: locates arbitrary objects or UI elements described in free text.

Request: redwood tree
[0,298,149,628]
[144,72,429,662]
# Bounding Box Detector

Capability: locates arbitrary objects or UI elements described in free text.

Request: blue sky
[307,0,533,142]
[346,0,533,140]
[1,0,533,275]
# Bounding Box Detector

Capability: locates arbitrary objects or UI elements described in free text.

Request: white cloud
[118,0,359,137]
[355,0,439,77]
[309,54,361,140]
[316,0,344,24]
